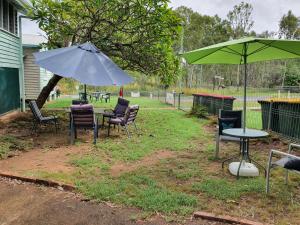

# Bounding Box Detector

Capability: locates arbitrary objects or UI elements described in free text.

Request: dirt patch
[0,144,91,176]
[0,177,230,225]
[0,111,27,124]
[110,150,176,177]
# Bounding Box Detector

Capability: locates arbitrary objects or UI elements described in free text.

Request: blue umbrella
[34,42,133,99]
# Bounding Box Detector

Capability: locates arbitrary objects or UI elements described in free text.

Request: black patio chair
[266,143,300,194]
[107,105,139,138]
[70,104,100,144]
[215,109,242,159]
[28,100,59,134]
[102,97,130,126]
[72,99,89,105]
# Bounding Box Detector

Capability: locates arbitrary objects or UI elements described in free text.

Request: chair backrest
[28,100,43,121]
[72,99,89,105]
[123,105,139,125]
[219,110,242,134]
[114,98,130,116]
[71,104,94,128]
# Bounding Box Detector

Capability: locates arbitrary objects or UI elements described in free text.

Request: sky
[22,0,300,35]
[169,0,300,34]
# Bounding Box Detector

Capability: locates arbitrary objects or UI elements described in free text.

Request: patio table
[222,128,269,178]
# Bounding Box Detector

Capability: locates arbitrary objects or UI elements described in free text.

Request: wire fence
[156,86,300,142]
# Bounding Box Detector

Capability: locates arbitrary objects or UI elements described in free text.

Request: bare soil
[0,177,230,225]
[0,144,90,176]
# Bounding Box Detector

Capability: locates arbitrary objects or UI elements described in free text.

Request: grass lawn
[1,97,299,224]
[45,96,171,109]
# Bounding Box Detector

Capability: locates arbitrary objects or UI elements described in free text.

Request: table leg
[237,138,248,179]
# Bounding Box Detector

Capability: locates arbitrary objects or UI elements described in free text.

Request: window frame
[0,0,19,36]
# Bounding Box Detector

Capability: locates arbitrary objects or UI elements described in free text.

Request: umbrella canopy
[183,37,300,131]
[34,42,133,87]
[183,37,300,64]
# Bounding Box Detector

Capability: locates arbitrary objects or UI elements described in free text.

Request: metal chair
[70,104,100,144]
[101,92,111,103]
[215,110,242,159]
[102,98,130,126]
[28,100,58,134]
[266,143,300,194]
[107,105,139,138]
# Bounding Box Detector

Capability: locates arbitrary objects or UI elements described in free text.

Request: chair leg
[215,134,220,159]
[70,127,75,145]
[266,165,271,194]
[31,121,36,134]
[108,123,111,136]
[54,120,58,133]
[266,151,273,194]
[93,126,97,144]
[133,122,139,134]
[124,125,131,138]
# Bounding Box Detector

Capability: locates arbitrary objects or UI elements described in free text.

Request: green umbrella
[183,37,300,132]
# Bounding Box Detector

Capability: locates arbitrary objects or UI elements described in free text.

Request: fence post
[173,91,176,107]
[178,92,184,110]
[267,101,273,131]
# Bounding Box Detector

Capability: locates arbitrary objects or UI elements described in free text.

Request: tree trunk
[36,74,63,109]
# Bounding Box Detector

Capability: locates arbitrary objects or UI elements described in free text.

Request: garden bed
[193,93,236,115]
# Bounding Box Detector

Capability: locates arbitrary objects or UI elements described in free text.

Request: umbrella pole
[84,84,87,101]
[243,55,247,133]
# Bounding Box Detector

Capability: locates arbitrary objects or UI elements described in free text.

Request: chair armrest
[270,149,300,160]
[288,143,300,154]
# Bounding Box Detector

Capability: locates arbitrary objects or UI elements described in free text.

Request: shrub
[189,105,208,118]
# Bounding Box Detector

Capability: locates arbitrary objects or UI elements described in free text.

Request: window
[8,3,14,33]
[0,0,18,35]
[0,0,3,28]
[2,0,8,30]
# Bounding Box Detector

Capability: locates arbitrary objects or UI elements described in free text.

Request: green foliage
[189,105,208,118]
[174,6,230,52]
[284,62,300,86]
[28,0,181,85]
[78,174,197,215]
[227,1,254,38]
[192,177,265,200]
[279,10,300,39]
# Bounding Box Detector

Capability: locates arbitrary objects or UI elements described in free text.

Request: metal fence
[157,87,300,142]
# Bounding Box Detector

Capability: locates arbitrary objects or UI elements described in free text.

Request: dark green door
[0,67,20,115]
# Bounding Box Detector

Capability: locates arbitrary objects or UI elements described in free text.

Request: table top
[223,128,269,138]
[65,108,106,114]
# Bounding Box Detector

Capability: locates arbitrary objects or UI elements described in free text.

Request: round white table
[222,128,269,178]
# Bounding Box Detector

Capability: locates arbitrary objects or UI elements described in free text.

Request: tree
[174,6,230,88]
[28,0,181,108]
[226,1,254,39]
[279,10,300,39]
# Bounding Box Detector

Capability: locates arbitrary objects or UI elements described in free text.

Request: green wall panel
[0,67,20,114]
